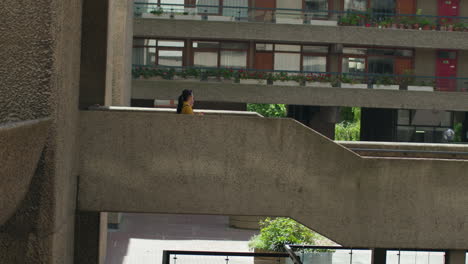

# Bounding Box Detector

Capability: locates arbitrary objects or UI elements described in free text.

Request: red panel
[254,0,276,21]
[436,50,457,92]
[438,0,460,17]
[254,52,274,70]
[396,0,415,14]
[395,58,413,75]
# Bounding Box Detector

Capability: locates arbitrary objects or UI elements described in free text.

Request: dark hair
[176,89,193,114]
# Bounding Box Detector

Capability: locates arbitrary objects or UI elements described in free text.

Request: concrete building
[0,0,468,264]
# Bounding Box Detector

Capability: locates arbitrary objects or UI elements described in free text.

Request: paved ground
[105,213,260,264]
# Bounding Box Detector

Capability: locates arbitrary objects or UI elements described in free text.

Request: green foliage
[248,218,320,252]
[335,107,360,141]
[247,104,286,118]
[454,122,463,142]
[150,8,164,16]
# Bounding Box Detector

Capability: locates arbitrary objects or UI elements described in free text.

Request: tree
[248,218,320,252]
[247,104,287,118]
[335,107,361,141]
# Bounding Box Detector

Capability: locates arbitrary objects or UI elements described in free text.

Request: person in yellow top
[177,89,195,114]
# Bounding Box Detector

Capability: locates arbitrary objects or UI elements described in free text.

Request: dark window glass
[368,57,394,74]
[372,0,396,15]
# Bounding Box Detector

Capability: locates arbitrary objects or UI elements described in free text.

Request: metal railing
[132,65,468,93]
[162,250,290,264]
[134,2,468,31]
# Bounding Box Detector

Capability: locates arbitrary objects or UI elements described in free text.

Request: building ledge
[134,18,468,50]
[132,79,468,111]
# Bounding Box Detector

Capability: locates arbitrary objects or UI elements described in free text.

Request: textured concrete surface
[0,0,82,263]
[78,110,468,250]
[134,19,468,50]
[132,80,468,111]
[339,141,468,160]
[0,119,51,226]
[106,0,133,106]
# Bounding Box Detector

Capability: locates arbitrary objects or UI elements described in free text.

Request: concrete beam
[134,18,468,50]
[78,110,468,249]
[0,119,50,226]
[132,80,468,112]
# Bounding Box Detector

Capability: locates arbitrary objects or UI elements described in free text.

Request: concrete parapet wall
[79,110,468,249]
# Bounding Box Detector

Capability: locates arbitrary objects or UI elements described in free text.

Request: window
[303,56,327,72]
[162,0,185,11]
[372,0,395,16]
[132,39,185,67]
[305,0,329,19]
[197,0,219,14]
[223,0,248,18]
[193,41,247,68]
[342,57,366,73]
[274,53,301,71]
[344,0,367,11]
[194,51,218,67]
[343,47,367,55]
[396,110,454,143]
[158,50,183,66]
[275,44,301,52]
[303,45,329,53]
[368,57,394,74]
[256,44,273,51]
[220,51,247,68]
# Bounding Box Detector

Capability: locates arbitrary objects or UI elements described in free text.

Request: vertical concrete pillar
[287,106,339,139]
[105,0,134,106]
[74,212,108,264]
[371,248,387,264]
[446,250,467,264]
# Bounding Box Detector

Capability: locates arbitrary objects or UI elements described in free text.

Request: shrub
[248,218,320,252]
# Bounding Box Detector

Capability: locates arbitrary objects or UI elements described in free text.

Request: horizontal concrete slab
[132,79,468,111]
[134,18,468,50]
[339,141,468,160]
[79,110,468,249]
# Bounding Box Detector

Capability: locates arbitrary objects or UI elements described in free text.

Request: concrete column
[287,105,339,139]
[371,248,387,264]
[445,250,467,264]
[80,0,110,108]
[74,212,108,264]
[105,0,134,106]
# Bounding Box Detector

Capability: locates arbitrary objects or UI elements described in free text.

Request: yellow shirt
[181,102,194,115]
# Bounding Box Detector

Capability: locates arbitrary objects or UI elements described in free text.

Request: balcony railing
[160,246,449,264]
[134,2,468,32]
[161,250,290,264]
[286,245,447,264]
[132,65,468,93]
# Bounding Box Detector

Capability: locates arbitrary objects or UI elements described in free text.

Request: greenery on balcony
[338,9,468,32]
[248,217,335,252]
[335,107,361,141]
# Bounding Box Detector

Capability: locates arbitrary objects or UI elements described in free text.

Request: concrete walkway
[106,213,259,264]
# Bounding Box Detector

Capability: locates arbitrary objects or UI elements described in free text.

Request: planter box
[141,13,172,19]
[275,17,303,24]
[305,82,332,88]
[146,76,165,81]
[374,85,399,90]
[408,85,434,92]
[309,20,338,26]
[208,16,234,21]
[341,83,367,89]
[273,80,300,86]
[240,79,267,85]
[174,14,202,20]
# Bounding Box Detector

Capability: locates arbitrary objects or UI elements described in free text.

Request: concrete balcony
[132,79,468,112]
[134,18,468,50]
